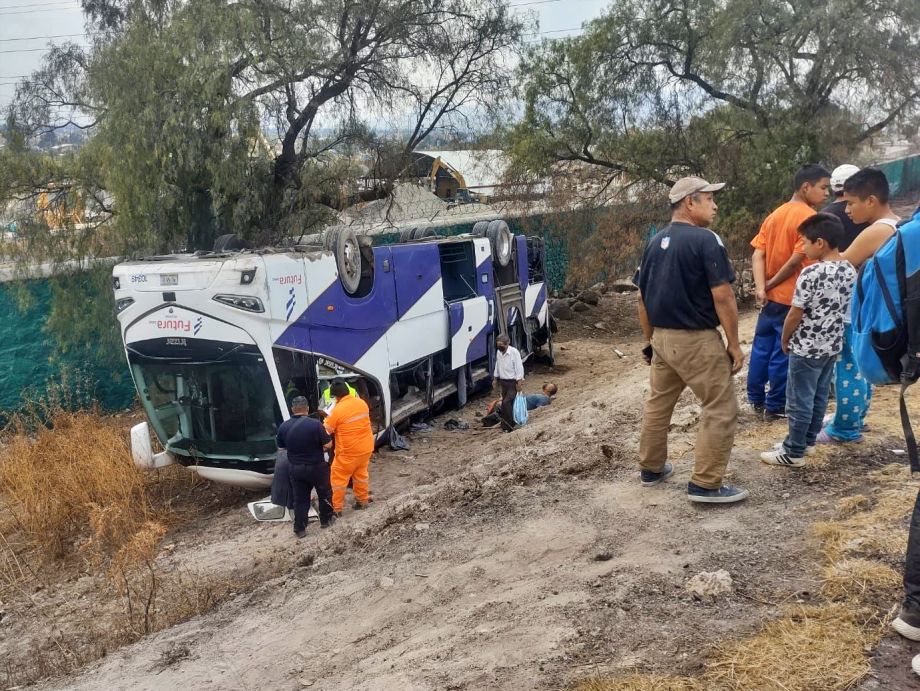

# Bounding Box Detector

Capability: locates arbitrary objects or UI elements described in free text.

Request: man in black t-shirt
[634,176,748,504]
[276,396,335,537]
[823,164,868,251]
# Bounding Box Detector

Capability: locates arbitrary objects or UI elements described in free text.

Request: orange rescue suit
[323,394,374,511]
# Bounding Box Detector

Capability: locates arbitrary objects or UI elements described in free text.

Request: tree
[511,0,920,240]
[1,0,525,357]
[4,0,525,252]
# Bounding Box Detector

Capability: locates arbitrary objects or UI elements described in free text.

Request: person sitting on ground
[748,164,831,421]
[759,213,857,467]
[275,396,335,538]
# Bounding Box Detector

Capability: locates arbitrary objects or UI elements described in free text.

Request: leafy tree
[511,0,920,246]
[1,0,525,358]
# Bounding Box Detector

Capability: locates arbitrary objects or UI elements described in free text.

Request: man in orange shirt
[323,379,375,514]
[748,165,831,419]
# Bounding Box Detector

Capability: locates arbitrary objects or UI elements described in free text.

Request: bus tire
[331,228,362,295]
[486,220,512,267]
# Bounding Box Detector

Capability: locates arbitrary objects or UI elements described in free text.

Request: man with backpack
[819,168,901,444]
[850,204,920,676]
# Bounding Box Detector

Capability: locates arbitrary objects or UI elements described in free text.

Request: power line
[0,4,81,17]
[0,0,79,9]
[0,33,85,43]
[0,45,88,54]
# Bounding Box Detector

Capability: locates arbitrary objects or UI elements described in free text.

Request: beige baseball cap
[668,176,726,204]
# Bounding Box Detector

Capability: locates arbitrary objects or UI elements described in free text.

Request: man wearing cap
[823,164,868,251]
[275,396,336,537]
[634,176,748,504]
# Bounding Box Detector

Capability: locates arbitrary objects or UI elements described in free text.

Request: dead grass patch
[578,447,912,690]
[706,604,875,690]
[0,406,254,688]
[576,675,703,691]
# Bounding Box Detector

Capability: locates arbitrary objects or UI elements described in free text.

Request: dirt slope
[26,293,916,691]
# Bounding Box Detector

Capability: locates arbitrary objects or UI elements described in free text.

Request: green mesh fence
[877,154,920,198]
[0,279,135,422]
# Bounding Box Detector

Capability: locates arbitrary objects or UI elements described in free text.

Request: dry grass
[577,449,913,690]
[0,405,255,688]
[0,407,172,566]
[706,604,876,690]
[576,675,703,691]
[821,559,902,603]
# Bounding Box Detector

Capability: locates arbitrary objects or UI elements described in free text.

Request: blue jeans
[783,354,836,457]
[824,323,872,441]
[747,301,790,412]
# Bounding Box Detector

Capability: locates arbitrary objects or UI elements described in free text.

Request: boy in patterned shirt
[760,213,857,467]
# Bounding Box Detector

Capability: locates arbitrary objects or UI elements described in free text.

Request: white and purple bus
[113,220,553,489]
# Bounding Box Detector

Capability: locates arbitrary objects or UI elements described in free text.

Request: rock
[589,281,608,295]
[577,290,600,305]
[549,301,574,321]
[686,569,733,601]
[610,279,638,293]
[593,322,607,330]
[298,678,315,688]
[572,301,590,313]
[593,551,613,562]
[379,576,395,589]
[414,522,430,532]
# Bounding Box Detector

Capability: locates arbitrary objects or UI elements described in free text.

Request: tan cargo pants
[639,328,739,489]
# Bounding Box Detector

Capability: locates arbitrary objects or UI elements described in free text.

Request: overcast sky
[0,0,610,110]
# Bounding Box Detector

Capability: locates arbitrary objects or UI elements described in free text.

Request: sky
[0,0,611,111]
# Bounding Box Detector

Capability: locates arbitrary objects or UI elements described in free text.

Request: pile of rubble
[548,279,636,322]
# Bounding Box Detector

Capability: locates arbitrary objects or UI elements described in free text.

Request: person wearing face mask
[748,164,832,421]
[634,176,747,504]
[492,334,524,432]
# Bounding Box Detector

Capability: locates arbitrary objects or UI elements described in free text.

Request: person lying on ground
[759,214,856,468]
[481,382,558,427]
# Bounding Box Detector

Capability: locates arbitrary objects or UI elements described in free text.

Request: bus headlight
[116,297,135,313]
[213,294,265,313]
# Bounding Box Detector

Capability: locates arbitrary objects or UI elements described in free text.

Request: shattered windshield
[130,349,281,460]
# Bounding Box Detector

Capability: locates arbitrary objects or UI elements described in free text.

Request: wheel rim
[342,236,360,285]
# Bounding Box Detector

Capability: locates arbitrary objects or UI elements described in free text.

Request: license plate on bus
[160,273,179,286]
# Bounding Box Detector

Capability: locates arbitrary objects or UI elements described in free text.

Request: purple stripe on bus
[531,284,546,318]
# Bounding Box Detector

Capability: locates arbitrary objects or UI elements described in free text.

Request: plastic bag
[513,392,529,426]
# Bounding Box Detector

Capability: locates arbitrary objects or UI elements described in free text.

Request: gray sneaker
[641,462,674,487]
[687,482,750,504]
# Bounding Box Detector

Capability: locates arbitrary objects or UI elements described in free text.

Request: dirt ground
[4,288,919,690]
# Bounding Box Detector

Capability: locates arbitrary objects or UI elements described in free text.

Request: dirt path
[29,294,915,691]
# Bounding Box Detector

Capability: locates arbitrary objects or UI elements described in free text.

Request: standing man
[493,334,524,432]
[275,396,335,538]
[749,165,831,419]
[635,176,748,504]
[324,380,375,514]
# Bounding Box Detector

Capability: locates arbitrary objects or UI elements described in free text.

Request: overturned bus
[113,220,554,489]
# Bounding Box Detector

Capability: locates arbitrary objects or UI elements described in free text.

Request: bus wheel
[487,220,512,267]
[329,228,362,295]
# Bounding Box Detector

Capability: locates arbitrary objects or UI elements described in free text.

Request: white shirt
[494,345,524,381]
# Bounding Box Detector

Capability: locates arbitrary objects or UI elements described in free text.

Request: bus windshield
[130,347,281,461]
